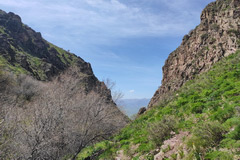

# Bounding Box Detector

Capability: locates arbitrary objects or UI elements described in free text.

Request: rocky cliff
[0,9,121,102]
[0,9,92,80]
[149,0,240,107]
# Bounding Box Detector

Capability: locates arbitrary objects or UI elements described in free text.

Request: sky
[0,0,215,99]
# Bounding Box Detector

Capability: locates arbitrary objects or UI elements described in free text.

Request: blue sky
[0,0,215,99]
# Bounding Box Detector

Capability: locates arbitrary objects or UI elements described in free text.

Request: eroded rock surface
[149,0,240,107]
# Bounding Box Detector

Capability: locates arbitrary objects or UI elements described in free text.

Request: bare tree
[0,68,128,160]
[102,78,127,115]
[102,78,124,104]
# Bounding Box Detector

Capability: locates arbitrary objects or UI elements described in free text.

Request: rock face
[149,0,240,107]
[0,9,121,103]
[138,107,147,115]
[154,131,189,160]
[0,10,91,80]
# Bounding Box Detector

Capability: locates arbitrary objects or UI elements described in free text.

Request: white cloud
[0,0,208,48]
[129,90,135,93]
[0,0,38,8]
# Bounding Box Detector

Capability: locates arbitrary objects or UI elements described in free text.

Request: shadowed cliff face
[149,0,240,107]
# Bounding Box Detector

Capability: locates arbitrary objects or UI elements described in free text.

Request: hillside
[149,0,240,107]
[0,10,129,160]
[0,9,88,80]
[78,47,240,160]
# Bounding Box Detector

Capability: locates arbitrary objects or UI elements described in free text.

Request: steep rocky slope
[0,9,90,80]
[0,10,129,159]
[0,9,121,103]
[149,0,240,107]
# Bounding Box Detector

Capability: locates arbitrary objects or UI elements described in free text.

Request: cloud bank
[0,0,208,46]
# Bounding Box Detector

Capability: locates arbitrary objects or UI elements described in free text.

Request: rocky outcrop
[154,131,189,160]
[0,9,121,103]
[0,10,90,80]
[149,0,240,107]
[138,107,147,115]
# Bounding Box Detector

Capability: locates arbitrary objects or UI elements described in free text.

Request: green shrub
[237,39,240,47]
[211,104,234,122]
[211,24,219,31]
[188,121,225,151]
[132,156,140,160]
[148,115,177,146]
[136,142,154,153]
[145,154,154,160]
[201,33,208,40]
[227,29,239,36]
[205,151,233,160]
[227,124,240,140]
[220,138,240,149]
[190,102,204,113]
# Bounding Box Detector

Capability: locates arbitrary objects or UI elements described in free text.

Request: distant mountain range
[118,98,150,117]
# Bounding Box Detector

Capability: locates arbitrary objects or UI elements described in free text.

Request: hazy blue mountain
[118,98,150,117]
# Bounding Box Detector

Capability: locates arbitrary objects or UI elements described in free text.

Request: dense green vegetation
[77,51,240,159]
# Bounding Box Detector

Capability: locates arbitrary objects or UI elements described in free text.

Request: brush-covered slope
[149,0,240,107]
[78,50,240,160]
[0,10,129,160]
